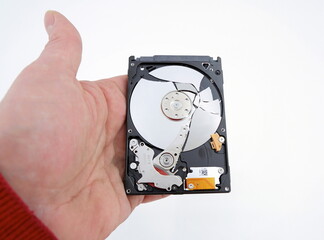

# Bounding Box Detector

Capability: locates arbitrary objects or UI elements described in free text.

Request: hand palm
[0,11,165,240]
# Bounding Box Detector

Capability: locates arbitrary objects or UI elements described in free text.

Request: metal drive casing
[125,56,230,195]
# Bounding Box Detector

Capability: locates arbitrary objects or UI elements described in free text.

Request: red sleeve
[0,174,57,240]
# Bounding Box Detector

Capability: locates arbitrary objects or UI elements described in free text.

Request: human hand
[0,11,167,240]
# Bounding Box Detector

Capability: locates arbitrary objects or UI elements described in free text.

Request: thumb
[39,11,82,76]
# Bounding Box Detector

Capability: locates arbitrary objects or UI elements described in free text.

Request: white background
[1,0,324,239]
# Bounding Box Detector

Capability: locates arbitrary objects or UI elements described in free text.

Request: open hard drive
[125,56,230,195]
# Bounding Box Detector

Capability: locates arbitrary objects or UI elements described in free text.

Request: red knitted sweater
[0,174,57,239]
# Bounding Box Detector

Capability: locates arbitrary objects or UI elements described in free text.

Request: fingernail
[45,10,55,34]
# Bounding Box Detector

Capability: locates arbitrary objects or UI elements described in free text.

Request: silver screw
[130,139,137,146]
[126,189,131,193]
[128,129,132,133]
[218,168,224,174]
[188,183,194,189]
[130,162,137,169]
[159,153,174,167]
[130,63,135,67]
[221,128,226,132]
[219,136,225,143]
[225,187,230,192]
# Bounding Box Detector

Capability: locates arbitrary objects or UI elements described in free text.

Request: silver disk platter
[125,55,230,195]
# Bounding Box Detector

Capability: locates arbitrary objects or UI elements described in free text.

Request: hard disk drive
[125,56,230,195]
